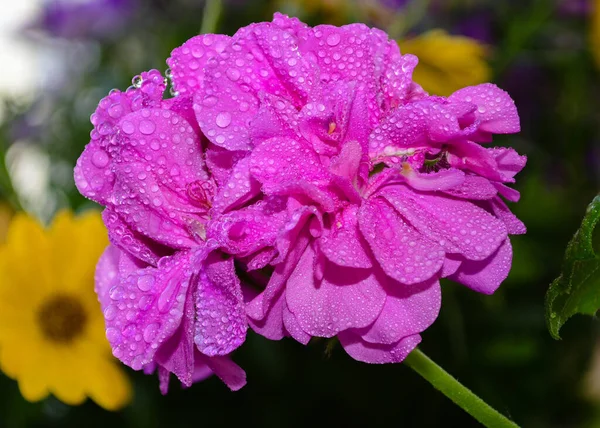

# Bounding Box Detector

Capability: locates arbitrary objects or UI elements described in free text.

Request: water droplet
[92,150,109,168]
[143,323,160,342]
[326,33,341,46]
[137,275,155,292]
[132,75,143,88]
[216,112,232,128]
[139,120,156,135]
[226,68,241,81]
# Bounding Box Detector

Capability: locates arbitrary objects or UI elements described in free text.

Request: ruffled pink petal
[95,245,125,307]
[369,99,465,160]
[209,196,287,257]
[401,166,466,192]
[74,141,115,204]
[495,183,521,202]
[489,147,527,180]
[358,198,444,285]
[102,247,206,370]
[449,238,513,294]
[249,137,329,193]
[448,83,520,134]
[446,140,504,181]
[339,331,421,364]
[205,144,248,188]
[75,70,166,204]
[319,205,372,269]
[443,175,498,200]
[198,352,247,391]
[194,21,316,150]
[247,289,286,340]
[102,208,171,266]
[487,197,526,235]
[212,157,262,214]
[194,253,247,356]
[282,300,311,344]
[356,278,441,345]
[285,245,387,337]
[166,34,231,96]
[154,281,196,389]
[441,256,462,277]
[382,185,507,261]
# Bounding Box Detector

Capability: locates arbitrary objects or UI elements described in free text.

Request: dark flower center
[37,294,87,343]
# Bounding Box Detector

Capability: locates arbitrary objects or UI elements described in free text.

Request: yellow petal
[86,357,132,411]
[2,338,51,402]
[45,346,88,406]
[399,30,491,96]
[48,210,108,293]
[0,213,53,295]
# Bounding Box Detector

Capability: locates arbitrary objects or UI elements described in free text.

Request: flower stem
[404,348,519,428]
[200,0,222,35]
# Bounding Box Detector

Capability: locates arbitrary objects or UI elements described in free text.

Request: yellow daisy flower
[0,210,132,410]
[399,29,492,96]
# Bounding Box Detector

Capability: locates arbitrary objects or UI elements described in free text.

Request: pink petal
[338,331,421,364]
[443,175,498,200]
[446,140,504,181]
[208,196,287,257]
[205,144,248,188]
[154,281,196,388]
[449,83,520,134]
[194,252,247,356]
[247,289,286,340]
[401,166,466,192]
[212,157,262,214]
[102,247,208,370]
[489,147,527,180]
[488,197,526,235]
[449,238,513,294]
[75,70,166,204]
[356,279,441,345]
[283,300,311,344]
[166,34,231,96]
[319,205,372,269]
[495,183,521,202]
[194,22,316,151]
[95,245,125,307]
[382,185,508,261]
[285,245,387,337]
[102,208,171,266]
[198,352,247,391]
[358,198,444,285]
[74,141,115,205]
[249,137,329,193]
[368,99,464,160]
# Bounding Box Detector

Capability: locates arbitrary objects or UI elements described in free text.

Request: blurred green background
[1,0,599,426]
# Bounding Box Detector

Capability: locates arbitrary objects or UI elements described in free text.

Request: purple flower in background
[31,0,135,40]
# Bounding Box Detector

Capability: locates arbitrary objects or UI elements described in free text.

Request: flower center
[37,294,87,343]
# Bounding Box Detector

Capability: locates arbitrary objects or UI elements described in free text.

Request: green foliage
[546,195,600,339]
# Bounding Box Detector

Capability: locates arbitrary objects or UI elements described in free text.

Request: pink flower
[165,14,525,362]
[75,70,247,391]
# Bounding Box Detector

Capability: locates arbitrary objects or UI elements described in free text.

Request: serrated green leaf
[545,195,600,339]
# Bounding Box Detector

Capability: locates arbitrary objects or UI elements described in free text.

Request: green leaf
[546,195,600,339]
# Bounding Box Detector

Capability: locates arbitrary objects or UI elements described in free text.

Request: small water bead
[132,75,143,88]
[139,120,156,135]
[92,150,109,168]
[326,33,341,46]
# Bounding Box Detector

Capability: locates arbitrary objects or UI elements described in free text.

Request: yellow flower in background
[0,210,131,410]
[399,29,492,96]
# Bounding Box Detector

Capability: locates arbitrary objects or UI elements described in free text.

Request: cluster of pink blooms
[75,14,525,392]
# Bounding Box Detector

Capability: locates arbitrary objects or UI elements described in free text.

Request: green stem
[200,0,222,35]
[404,349,519,428]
